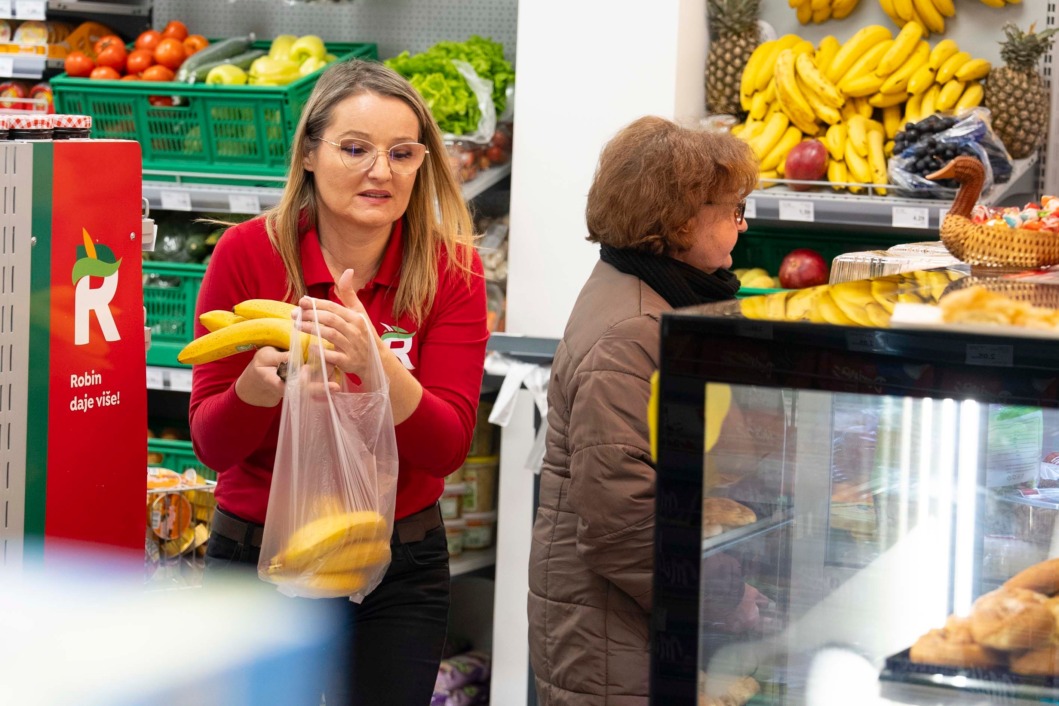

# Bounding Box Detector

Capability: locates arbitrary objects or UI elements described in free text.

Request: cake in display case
[650,272,1059,706]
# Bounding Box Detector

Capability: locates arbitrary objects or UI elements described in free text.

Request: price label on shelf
[168,368,193,392]
[228,193,261,214]
[939,209,948,227]
[779,200,814,223]
[14,0,44,19]
[846,331,877,352]
[145,367,165,390]
[0,0,12,19]
[743,198,757,220]
[892,206,929,229]
[0,57,12,78]
[160,190,192,211]
[966,344,1013,367]
[735,321,772,340]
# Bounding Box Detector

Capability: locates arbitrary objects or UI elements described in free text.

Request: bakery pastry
[698,675,760,706]
[1005,557,1059,596]
[970,588,1056,651]
[703,497,756,529]
[1010,645,1059,676]
[910,622,1005,669]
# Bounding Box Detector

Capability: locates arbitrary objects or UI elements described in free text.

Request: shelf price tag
[228,193,261,214]
[145,367,164,390]
[892,206,929,229]
[14,0,43,19]
[160,190,192,211]
[846,331,877,352]
[743,198,757,220]
[0,56,12,78]
[168,368,193,392]
[779,200,814,223]
[939,208,949,227]
[0,0,12,19]
[966,344,1013,367]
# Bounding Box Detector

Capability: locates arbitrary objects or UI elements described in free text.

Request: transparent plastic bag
[258,303,398,602]
[444,59,496,145]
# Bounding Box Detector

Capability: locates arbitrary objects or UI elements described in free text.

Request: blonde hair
[265,59,475,324]
[586,116,758,256]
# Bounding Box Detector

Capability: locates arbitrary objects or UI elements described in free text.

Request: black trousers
[204,522,451,706]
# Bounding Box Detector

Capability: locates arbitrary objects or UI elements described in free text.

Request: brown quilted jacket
[528,261,665,706]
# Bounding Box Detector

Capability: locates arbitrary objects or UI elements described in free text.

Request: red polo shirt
[188,217,489,524]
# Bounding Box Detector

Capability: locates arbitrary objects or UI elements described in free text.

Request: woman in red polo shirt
[188,60,489,705]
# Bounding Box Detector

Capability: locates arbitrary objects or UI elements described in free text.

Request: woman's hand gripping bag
[259,304,399,602]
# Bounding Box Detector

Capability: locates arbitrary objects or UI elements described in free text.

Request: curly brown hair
[586,116,758,255]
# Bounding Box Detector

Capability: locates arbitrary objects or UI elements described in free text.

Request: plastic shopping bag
[259,303,398,602]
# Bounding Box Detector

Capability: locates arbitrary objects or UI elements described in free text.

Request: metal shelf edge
[47,0,151,16]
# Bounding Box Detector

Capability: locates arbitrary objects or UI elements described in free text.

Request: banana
[750,90,769,120]
[784,287,823,320]
[978,0,1006,7]
[868,91,908,108]
[825,122,847,160]
[774,49,820,135]
[928,39,960,70]
[879,0,901,24]
[955,58,992,82]
[936,50,971,83]
[877,21,924,76]
[795,53,844,108]
[271,570,370,597]
[758,170,781,188]
[827,158,848,191]
[233,298,298,320]
[839,41,893,89]
[937,79,966,111]
[879,41,930,94]
[791,39,816,57]
[920,83,941,117]
[904,90,924,124]
[882,104,902,139]
[739,296,768,319]
[762,126,803,172]
[955,81,984,112]
[731,123,745,137]
[866,124,889,196]
[894,0,916,22]
[870,279,898,313]
[862,301,890,327]
[750,111,791,160]
[177,317,333,365]
[830,282,875,325]
[815,35,842,75]
[845,139,873,187]
[811,5,830,23]
[800,79,842,124]
[815,291,858,325]
[832,0,859,19]
[765,291,791,319]
[854,96,874,118]
[907,64,937,95]
[841,101,859,122]
[913,0,946,35]
[847,114,870,156]
[827,25,894,84]
[741,41,774,105]
[754,35,802,93]
[884,139,895,157]
[932,0,956,17]
[797,1,813,24]
[841,72,886,97]
[763,77,777,104]
[269,539,390,576]
[199,310,246,332]
[270,511,387,573]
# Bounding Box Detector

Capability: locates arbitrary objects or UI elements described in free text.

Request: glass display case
[650,270,1059,706]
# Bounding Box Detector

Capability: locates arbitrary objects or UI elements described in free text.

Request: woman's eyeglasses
[315,137,429,175]
[705,200,748,225]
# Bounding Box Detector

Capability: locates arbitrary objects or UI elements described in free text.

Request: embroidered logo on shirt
[381,324,416,370]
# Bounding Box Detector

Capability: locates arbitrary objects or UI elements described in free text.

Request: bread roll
[1010,645,1059,676]
[910,627,1005,669]
[703,497,756,529]
[970,588,1056,651]
[1005,557,1059,596]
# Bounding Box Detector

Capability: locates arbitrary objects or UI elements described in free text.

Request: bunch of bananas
[178,298,334,365]
[734,267,781,289]
[734,26,990,194]
[790,0,861,24]
[879,0,1021,34]
[739,269,960,325]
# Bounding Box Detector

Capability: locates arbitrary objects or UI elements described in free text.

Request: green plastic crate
[148,438,215,481]
[144,261,206,368]
[52,41,378,184]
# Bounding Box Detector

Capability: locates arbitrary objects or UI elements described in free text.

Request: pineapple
[984,22,1059,159]
[705,0,761,117]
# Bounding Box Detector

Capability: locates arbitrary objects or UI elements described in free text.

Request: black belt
[211,503,443,549]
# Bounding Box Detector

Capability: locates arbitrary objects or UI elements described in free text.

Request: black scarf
[599,244,740,309]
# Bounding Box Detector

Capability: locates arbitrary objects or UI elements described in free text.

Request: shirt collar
[299,219,405,290]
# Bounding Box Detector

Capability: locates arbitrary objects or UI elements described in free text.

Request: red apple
[778,248,829,289]
[784,140,828,191]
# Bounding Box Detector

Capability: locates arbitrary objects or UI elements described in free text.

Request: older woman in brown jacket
[528,116,762,705]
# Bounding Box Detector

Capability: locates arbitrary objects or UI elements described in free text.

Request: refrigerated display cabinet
[651,270,1059,705]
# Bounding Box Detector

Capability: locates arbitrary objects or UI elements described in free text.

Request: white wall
[507,0,707,339]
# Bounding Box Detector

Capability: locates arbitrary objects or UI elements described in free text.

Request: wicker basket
[943,276,1059,310]
[932,156,1059,268]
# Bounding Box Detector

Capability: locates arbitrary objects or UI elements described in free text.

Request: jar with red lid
[52,114,92,140]
[9,113,54,140]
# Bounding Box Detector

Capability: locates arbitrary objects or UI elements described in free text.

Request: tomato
[89,66,121,80]
[141,64,175,82]
[153,38,186,71]
[148,96,175,107]
[95,45,128,73]
[92,34,125,56]
[134,29,163,52]
[63,51,95,78]
[183,34,208,55]
[126,48,154,75]
[121,74,141,81]
[161,20,188,41]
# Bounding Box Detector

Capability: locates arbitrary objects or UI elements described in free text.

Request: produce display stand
[0,139,146,569]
